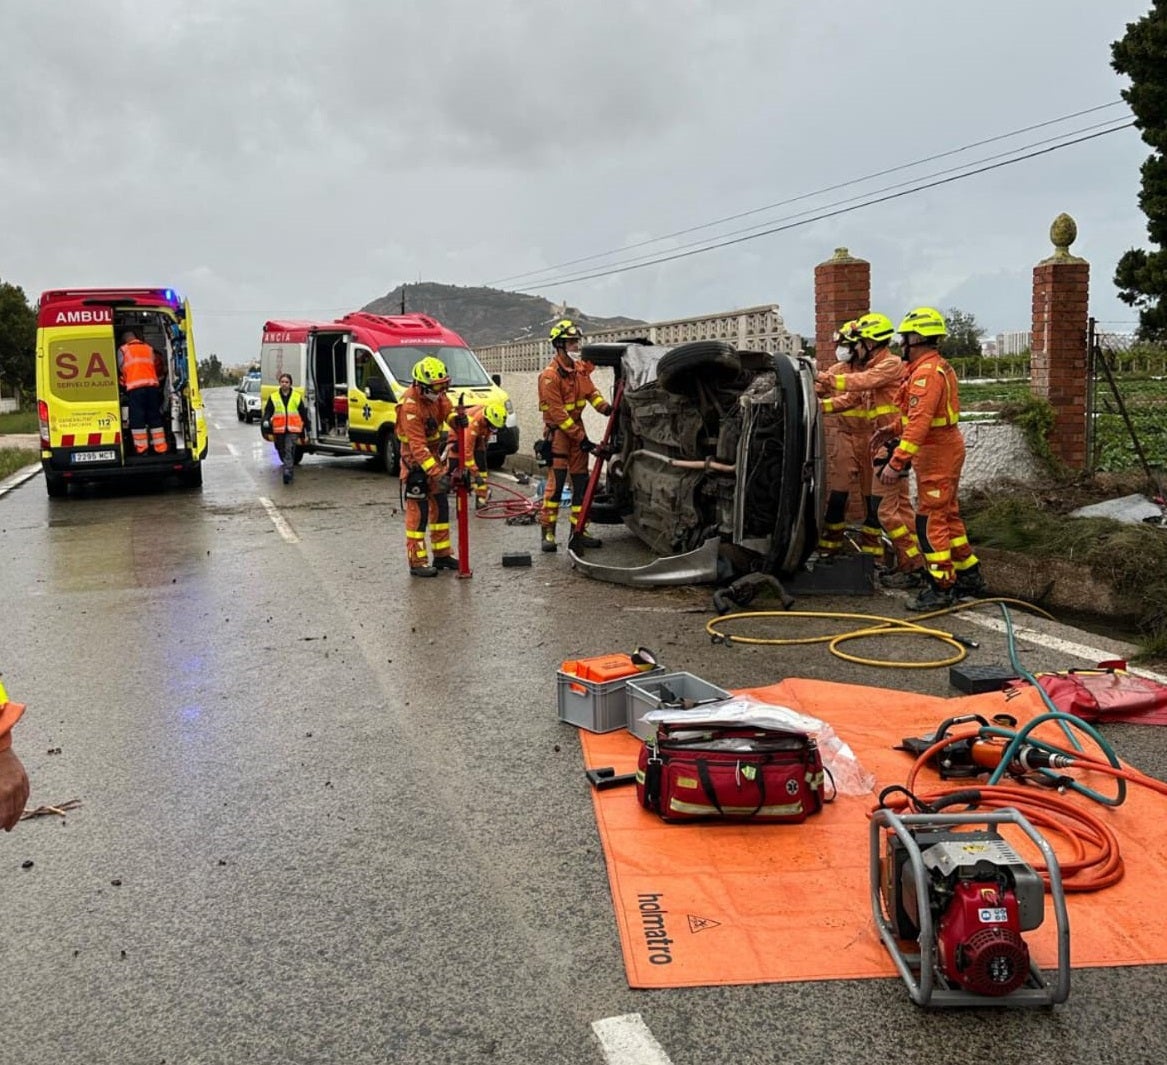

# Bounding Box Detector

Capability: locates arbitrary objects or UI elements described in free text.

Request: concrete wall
[498,366,1038,490]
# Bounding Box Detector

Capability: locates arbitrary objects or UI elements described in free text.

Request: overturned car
[571,339,825,586]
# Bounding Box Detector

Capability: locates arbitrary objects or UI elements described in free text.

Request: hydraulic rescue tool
[453,392,473,579]
[569,377,626,553]
[870,803,1070,1007]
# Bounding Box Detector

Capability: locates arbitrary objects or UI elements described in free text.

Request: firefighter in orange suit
[0,679,30,832]
[813,321,877,557]
[397,356,455,577]
[117,330,169,455]
[879,307,986,611]
[818,313,926,588]
[537,319,612,552]
[262,372,308,484]
[447,401,507,508]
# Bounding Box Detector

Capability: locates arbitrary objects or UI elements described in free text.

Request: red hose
[474,478,541,520]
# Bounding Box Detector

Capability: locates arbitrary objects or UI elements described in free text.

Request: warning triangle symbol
[687,914,721,934]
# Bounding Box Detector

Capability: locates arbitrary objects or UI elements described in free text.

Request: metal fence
[1087,317,1167,475]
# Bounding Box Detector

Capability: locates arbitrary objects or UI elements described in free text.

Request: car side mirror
[491,373,501,386]
[365,380,393,402]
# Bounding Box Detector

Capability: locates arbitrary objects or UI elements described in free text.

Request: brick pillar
[1030,213,1089,469]
[814,248,870,372]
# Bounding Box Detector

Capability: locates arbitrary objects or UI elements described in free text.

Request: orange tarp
[580,678,1167,989]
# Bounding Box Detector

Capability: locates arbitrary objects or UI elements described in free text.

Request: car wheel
[379,429,399,475]
[486,451,506,471]
[584,499,627,525]
[44,470,67,498]
[181,465,204,488]
[656,341,741,396]
[237,406,245,422]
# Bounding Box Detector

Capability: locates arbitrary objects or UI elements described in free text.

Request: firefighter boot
[433,556,459,571]
[954,563,988,599]
[541,528,558,553]
[906,577,957,613]
[573,528,603,549]
[409,565,438,578]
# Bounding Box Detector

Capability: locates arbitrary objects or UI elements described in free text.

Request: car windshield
[243,378,260,394]
[380,346,491,388]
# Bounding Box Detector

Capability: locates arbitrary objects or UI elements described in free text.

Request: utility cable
[514,116,1129,290]
[515,121,1136,291]
[488,100,1129,287]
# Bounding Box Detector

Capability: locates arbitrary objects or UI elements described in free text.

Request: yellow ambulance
[35,288,209,497]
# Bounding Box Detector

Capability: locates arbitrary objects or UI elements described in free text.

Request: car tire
[379,429,399,475]
[181,465,204,489]
[486,451,507,471]
[584,499,627,525]
[656,341,742,396]
[237,407,245,422]
[44,470,67,498]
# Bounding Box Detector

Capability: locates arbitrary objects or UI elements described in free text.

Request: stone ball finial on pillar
[1042,213,1085,264]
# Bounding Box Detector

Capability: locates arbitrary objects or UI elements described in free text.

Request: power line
[515,117,1133,287]
[486,100,1129,288]
[513,121,1136,292]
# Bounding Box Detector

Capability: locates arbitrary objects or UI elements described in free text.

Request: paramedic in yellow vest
[117,330,169,455]
[0,679,29,832]
[447,401,507,508]
[397,356,456,577]
[262,372,307,485]
[537,319,612,552]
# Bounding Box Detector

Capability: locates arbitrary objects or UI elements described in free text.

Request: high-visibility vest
[119,341,160,390]
[270,389,305,434]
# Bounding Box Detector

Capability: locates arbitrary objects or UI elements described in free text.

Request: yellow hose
[705,597,1055,669]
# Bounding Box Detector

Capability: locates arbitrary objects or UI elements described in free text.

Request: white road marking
[259,496,300,543]
[225,442,238,458]
[954,609,1167,684]
[211,421,221,430]
[592,1014,673,1065]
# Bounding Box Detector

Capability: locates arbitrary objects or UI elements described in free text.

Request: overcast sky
[0,1,1153,359]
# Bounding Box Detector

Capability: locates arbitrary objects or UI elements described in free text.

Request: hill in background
[361,282,646,348]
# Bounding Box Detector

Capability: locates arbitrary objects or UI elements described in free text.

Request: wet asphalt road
[2,388,1167,1065]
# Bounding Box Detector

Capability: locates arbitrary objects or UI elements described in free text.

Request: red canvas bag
[636,722,831,823]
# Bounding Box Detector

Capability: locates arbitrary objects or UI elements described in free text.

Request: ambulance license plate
[72,450,118,464]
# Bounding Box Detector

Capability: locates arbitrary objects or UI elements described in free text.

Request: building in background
[996,330,1032,355]
[477,304,802,374]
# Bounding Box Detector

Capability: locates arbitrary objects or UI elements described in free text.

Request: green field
[961,376,1167,473]
[0,448,36,480]
[0,410,36,434]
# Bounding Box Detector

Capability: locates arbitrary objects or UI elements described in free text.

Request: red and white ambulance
[258,311,518,472]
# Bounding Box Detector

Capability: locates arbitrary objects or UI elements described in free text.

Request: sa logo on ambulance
[35,288,209,497]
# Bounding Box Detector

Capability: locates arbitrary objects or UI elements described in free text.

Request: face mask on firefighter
[835,345,853,362]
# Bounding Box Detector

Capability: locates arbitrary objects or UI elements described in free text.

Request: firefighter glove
[261,419,272,434]
[452,413,469,429]
[579,437,596,454]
